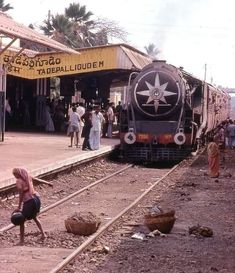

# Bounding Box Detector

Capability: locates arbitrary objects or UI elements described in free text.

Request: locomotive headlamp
[174,132,186,145]
[124,132,136,144]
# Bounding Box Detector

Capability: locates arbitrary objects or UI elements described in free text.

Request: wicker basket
[65,218,100,236]
[144,211,176,234]
[152,210,175,218]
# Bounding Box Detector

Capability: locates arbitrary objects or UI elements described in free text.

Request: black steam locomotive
[120,60,230,162]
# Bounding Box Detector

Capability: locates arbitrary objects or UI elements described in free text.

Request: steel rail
[48,164,180,273]
[0,164,133,233]
[0,150,116,197]
[0,178,53,199]
[49,151,204,273]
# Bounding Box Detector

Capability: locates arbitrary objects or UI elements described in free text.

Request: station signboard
[0,47,118,79]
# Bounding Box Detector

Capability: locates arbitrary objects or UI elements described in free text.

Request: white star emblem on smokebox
[137,73,176,113]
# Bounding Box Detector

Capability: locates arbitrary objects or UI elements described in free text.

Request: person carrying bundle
[12,168,46,245]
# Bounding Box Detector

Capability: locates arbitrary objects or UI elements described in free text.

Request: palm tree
[41,14,75,45]
[65,2,96,47]
[40,3,127,48]
[65,3,93,24]
[144,43,160,59]
[41,14,73,36]
[40,3,94,48]
[0,0,13,12]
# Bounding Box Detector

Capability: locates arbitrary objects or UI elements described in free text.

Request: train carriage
[120,60,230,162]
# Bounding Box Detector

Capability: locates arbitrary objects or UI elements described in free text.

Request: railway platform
[0,131,119,189]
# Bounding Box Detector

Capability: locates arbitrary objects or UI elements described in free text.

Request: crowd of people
[4,97,123,140]
[214,118,235,150]
[67,102,122,151]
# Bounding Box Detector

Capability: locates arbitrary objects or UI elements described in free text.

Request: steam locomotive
[120,60,230,162]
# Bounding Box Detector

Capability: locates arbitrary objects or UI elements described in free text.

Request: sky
[6,0,235,88]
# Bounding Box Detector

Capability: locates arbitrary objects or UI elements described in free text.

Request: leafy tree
[65,3,93,24]
[144,43,160,59]
[41,14,72,36]
[40,3,93,48]
[40,2,127,48]
[0,0,13,12]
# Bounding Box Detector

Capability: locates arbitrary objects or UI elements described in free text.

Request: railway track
[0,157,186,273]
[0,164,133,233]
[0,157,126,229]
[49,164,179,273]
[0,148,206,272]
[0,153,113,200]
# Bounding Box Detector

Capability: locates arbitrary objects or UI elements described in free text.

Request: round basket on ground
[144,210,176,234]
[65,212,101,236]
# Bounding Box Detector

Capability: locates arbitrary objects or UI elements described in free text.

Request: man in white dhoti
[89,106,104,150]
[107,102,114,138]
[76,102,85,145]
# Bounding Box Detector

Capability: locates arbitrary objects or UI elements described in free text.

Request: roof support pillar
[0,63,6,141]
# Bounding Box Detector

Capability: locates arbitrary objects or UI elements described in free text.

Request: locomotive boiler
[120,60,230,162]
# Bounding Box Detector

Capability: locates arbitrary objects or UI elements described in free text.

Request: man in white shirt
[68,107,80,148]
[76,103,85,145]
[107,103,114,138]
[90,106,104,150]
[67,103,76,136]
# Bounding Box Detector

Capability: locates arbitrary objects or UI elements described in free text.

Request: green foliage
[40,2,127,48]
[65,3,93,23]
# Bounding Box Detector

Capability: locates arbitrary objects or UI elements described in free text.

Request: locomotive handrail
[191,121,198,147]
[127,72,138,105]
[190,84,199,96]
[196,81,208,140]
[130,102,137,134]
[176,82,185,132]
[127,72,138,133]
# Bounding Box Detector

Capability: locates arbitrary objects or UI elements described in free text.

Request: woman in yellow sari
[207,136,220,178]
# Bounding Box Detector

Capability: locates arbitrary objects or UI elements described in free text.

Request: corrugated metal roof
[2,44,40,57]
[120,45,151,69]
[0,12,78,54]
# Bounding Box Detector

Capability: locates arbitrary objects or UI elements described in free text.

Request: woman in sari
[207,136,220,178]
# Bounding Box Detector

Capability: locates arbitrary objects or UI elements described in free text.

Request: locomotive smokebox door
[131,61,185,119]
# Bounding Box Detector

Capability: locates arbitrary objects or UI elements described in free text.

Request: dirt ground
[0,160,169,273]
[0,150,234,273]
[68,150,235,273]
[0,159,124,228]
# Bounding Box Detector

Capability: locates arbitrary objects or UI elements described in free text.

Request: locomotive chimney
[152,59,166,63]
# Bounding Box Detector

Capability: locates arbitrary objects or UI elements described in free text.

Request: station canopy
[0,11,151,80]
[1,43,152,80]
